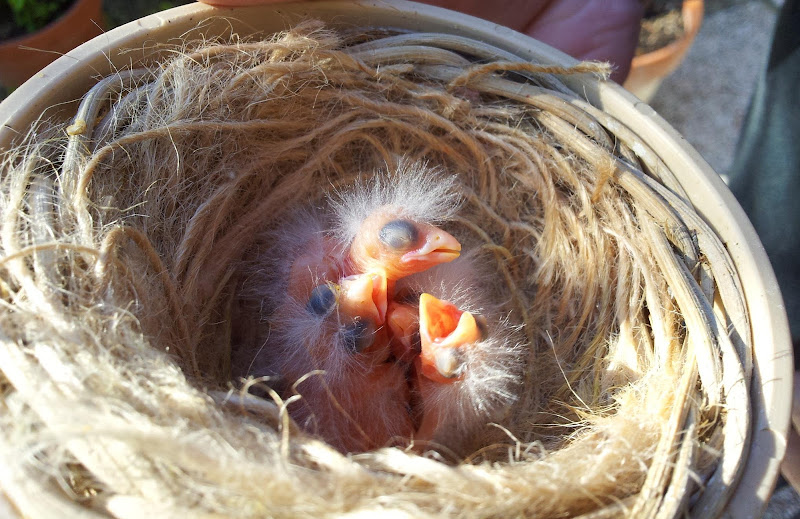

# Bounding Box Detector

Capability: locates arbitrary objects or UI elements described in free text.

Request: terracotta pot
[0,0,104,88]
[624,0,704,101]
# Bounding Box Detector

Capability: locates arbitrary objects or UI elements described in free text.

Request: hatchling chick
[387,253,526,456]
[231,208,414,452]
[274,271,418,453]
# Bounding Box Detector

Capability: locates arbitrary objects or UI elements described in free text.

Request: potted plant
[0,0,104,89]
[623,0,704,101]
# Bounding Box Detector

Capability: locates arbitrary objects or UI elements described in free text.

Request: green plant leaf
[6,0,73,34]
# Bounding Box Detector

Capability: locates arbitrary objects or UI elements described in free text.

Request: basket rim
[0,1,791,516]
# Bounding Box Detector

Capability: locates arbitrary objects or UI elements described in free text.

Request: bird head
[304,270,390,359]
[417,293,488,384]
[348,208,462,280]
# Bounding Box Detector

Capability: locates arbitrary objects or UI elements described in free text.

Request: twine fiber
[0,20,752,518]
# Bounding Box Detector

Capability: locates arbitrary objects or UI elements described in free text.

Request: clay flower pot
[624,0,704,101]
[0,0,104,88]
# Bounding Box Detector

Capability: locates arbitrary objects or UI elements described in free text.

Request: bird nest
[0,20,751,518]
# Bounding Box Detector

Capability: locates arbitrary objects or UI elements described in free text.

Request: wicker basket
[0,2,791,518]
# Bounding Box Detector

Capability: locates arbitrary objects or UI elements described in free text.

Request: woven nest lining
[0,19,751,518]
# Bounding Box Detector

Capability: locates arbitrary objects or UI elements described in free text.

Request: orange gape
[386,292,494,447]
[387,293,485,383]
[417,293,483,384]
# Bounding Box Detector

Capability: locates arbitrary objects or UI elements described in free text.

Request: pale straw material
[0,20,751,518]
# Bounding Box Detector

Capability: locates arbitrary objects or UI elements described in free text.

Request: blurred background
[0,0,796,515]
[104,0,193,28]
[652,0,779,181]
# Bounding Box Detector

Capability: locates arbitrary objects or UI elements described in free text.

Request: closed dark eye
[340,320,376,354]
[306,283,338,317]
[378,219,418,251]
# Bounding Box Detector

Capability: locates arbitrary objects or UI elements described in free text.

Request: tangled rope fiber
[0,20,751,518]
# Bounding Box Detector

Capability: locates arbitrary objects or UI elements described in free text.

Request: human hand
[195,0,642,83]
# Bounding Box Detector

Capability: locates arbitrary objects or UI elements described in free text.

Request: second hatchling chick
[231,208,414,453]
[388,252,526,456]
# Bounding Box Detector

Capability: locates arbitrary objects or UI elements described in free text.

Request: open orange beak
[400,223,461,272]
[417,293,483,383]
[338,272,388,325]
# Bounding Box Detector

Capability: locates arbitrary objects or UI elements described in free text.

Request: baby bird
[232,208,414,452]
[276,271,416,453]
[346,211,462,281]
[231,162,466,452]
[387,253,525,456]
